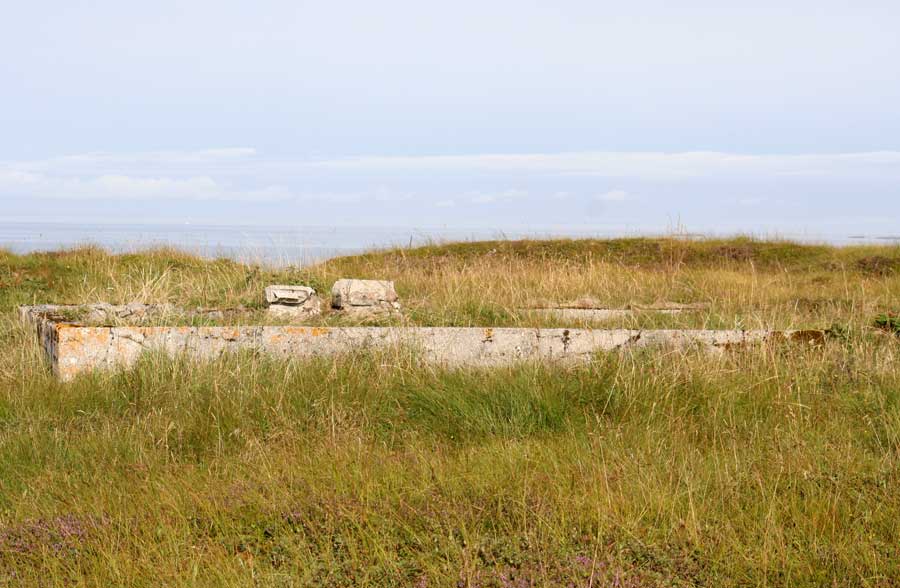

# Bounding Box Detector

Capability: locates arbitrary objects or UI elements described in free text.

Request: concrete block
[265,285,321,319]
[331,279,400,314]
[265,285,316,305]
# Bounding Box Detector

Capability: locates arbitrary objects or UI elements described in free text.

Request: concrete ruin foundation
[19,304,824,382]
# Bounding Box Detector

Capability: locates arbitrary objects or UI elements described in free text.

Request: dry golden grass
[1,237,899,587]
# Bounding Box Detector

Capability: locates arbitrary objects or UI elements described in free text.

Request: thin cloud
[293,151,900,180]
[0,169,292,202]
[52,148,257,166]
[468,189,527,204]
[8,149,900,181]
[594,189,628,202]
[3,148,900,204]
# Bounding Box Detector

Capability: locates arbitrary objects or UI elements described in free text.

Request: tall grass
[1,238,899,586]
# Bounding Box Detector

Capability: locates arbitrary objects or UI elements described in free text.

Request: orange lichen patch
[220,328,241,341]
[310,327,330,337]
[483,328,494,342]
[278,327,310,336]
[57,326,111,346]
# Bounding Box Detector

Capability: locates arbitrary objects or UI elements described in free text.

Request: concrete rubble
[264,285,322,319]
[331,279,401,315]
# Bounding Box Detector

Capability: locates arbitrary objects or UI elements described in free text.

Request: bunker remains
[19,304,826,382]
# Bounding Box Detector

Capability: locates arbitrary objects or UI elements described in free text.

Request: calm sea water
[0,222,607,266]
[1,222,897,266]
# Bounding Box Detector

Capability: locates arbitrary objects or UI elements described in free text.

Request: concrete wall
[17,305,814,382]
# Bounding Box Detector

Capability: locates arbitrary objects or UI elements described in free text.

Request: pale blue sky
[2,0,899,236]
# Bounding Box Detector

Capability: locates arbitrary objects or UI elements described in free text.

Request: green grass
[875,313,900,335]
[1,238,900,586]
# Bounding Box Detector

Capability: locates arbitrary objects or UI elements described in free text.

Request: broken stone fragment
[264,285,321,319]
[265,285,316,305]
[331,279,401,314]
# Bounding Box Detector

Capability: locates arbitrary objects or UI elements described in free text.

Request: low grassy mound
[330,236,899,271]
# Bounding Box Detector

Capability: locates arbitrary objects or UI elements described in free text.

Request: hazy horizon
[2,219,897,268]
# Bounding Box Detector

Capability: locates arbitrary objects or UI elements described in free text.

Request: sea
[1,222,898,266]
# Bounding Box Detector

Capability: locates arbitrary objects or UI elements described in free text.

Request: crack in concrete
[116,331,149,349]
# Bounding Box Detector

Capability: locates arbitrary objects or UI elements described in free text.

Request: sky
[1,0,899,237]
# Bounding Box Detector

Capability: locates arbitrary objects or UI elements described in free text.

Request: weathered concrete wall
[522,308,683,320]
[19,306,66,377]
[19,305,814,382]
[521,302,709,321]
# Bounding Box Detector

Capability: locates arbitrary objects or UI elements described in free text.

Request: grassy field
[1,237,899,586]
